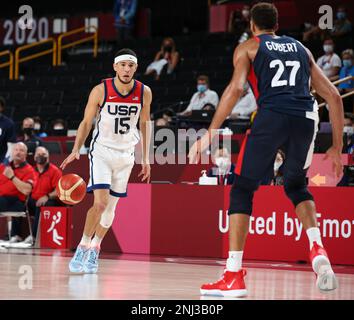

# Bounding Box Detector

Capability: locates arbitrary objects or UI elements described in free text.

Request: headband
[114,54,138,64]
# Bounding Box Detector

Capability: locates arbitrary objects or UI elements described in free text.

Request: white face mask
[274,160,283,172]
[343,126,353,135]
[34,123,41,130]
[323,44,333,53]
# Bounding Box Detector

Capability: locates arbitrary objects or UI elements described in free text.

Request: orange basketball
[56,174,87,205]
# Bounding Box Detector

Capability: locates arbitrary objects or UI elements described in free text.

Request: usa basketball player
[60,48,152,273]
[189,3,344,297]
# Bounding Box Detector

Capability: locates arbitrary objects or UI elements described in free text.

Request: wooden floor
[0,248,353,300]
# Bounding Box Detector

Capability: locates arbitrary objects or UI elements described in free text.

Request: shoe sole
[200,289,248,298]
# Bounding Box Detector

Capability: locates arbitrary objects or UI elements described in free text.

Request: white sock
[79,234,91,247]
[226,251,243,272]
[91,235,103,248]
[306,227,323,250]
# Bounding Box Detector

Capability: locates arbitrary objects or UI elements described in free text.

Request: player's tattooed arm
[60,84,103,170]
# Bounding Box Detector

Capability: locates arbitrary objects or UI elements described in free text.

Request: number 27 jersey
[249,34,318,118]
[92,78,144,151]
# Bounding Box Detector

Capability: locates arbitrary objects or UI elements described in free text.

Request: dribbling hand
[60,150,80,170]
[323,146,343,178]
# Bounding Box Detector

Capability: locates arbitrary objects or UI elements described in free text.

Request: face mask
[197,84,207,93]
[323,45,333,53]
[337,12,346,20]
[23,127,34,136]
[274,160,283,172]
[34,123,41,130]
[343,59,352,68]
[53,125,64,130]
[242,10,250,18]
[215,157,230,171]
[35,155,48,165]
[343,126,353,135]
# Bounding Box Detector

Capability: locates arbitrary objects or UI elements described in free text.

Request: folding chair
[0,197,33,246]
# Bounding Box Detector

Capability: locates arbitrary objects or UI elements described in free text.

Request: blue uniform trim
[87,184,111,193]
[109,190,127,197]
[89,108,103,186]
[112,78,136,98]
[98,79,107,108]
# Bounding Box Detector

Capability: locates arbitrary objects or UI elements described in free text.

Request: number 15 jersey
[249,34,318,119]
[92,78,144,151]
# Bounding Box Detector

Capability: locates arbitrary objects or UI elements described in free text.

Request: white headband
[114,54,138,64]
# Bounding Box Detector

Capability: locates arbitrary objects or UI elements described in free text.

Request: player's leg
[283,115,337,291]
[83,148,134,273]
[69,143,112,273]
[201,109,287,297]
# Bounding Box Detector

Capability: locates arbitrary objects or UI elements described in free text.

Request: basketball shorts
[87,142,135,197]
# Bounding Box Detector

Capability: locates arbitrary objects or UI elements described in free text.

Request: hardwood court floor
[0,248,353,300]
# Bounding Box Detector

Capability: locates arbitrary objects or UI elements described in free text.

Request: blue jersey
[248,34,318,118]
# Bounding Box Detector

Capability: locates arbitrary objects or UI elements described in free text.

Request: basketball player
[189,3,344,297]
[60,48,152,273]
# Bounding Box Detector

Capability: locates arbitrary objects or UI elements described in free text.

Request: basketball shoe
[69,245,89,273]
[83,246,100,274]
[200,269,248,297]
[309,242,338,291]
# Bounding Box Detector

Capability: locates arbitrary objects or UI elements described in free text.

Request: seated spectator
[0,96,16,164]
[178,75,219,116]
[145,37,180,80]
[228,5,250,42]
[272,150,285,186]
[17,117,43,154]
[0,142,36,242]
[33,116,48,138]
[331,5,352,43]
[207,146,235,185]
[16,146,62,245]
[229,85,257,120]
[343,113,353,154]
[338,49,354,113]
[316,38,342,81]
[49,118,67,136]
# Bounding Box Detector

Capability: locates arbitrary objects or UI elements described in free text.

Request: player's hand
[139,163,151,183]
[3,166,14,179]
[323,146,343,178]
[188,133,211,164]
[60,150,80,170]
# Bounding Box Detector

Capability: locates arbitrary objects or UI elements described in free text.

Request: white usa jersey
[91,78,144,151]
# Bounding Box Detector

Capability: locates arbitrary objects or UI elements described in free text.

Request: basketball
[56,174,87,205]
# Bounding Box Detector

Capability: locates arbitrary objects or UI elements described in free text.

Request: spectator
[338,49,354,113]
[272,150,285,186]
[114,0,138,45]
[207,146,236,185]
[17,146,62,245]
[17,117,43,154]
[179,75,219,116]
[33,116,48,138]
[228,5,251,43]
[230,85,257,120]
[145,37,180,80]
[343,113,353,154]
[50,118,67,136]
[0,142,36,243]
[0,97,16,164]
[331,6,352,47]
[316,38,342,81]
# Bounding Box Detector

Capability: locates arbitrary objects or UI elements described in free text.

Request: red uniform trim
[235,129,250,175]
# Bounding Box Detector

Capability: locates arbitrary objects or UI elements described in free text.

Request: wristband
[10,175,15,181]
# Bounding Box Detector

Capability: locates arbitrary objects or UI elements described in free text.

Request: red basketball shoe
[200,269,248,297]
[309,242,338,291]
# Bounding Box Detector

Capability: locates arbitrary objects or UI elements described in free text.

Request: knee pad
[99,196,119,229]
[284,175,314,207]
[228,175,260,216]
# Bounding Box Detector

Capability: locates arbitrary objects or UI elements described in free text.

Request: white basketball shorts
[87,142,135,197]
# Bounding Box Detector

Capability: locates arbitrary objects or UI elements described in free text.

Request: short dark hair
[115,48,137,58]
[197,75,209,85]
[250,2,278,30]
